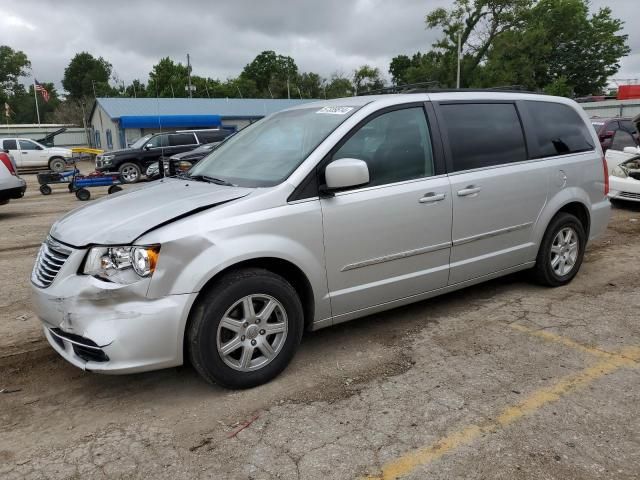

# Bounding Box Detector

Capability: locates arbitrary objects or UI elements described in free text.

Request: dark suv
[95,129,231,183]
[590,117,639,152]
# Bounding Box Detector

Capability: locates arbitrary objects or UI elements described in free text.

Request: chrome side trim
[340,242,452,272]
[453,222,533,247]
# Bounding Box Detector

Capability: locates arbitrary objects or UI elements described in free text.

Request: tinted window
[333,107,434,187]
[526,101,594,157]
[440,103,526,171]
[19,139,39,150]
[3,139,17,150]
[195,130,228,143]
[169,133,196,146]
[621,120,638,135]
[611,130,637,151]
[147,134,169,148]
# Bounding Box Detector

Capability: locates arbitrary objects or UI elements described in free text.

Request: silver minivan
[31,92,610,388]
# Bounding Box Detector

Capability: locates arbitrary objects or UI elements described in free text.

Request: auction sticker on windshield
[316,106,354,115]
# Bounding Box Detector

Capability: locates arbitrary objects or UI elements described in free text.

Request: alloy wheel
[550,227,579,276]
[216,294,288,372]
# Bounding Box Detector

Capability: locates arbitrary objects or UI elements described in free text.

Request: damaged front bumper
[31,244,197,374]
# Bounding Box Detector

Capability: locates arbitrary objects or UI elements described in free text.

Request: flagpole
[33,77,41,125]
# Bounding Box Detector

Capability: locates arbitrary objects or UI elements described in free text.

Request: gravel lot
[1,166,639,479]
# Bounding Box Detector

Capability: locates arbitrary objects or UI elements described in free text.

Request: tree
[62,52,115,99]
[0,46,31,100]
[241,51,298,97]
[426,0,533,87]
[480,0,630,95]
[295,72,325,98]
[7,82,61,124]
[147,57,189,97]
[353,65,384,94]
[325,73,354,98]
[389,55,412,85]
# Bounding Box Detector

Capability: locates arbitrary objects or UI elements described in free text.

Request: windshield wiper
[186,174,236,186]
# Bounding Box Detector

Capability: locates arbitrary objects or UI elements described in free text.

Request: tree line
[0,0,630,126]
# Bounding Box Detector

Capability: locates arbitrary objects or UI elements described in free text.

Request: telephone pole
[187,53,193,99]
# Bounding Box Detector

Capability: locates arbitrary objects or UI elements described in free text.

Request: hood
[170,150,207,161]
[50,178,252,247]
[49,147,72,155]
[99,148,133,157]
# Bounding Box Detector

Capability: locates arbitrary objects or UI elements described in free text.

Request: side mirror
[144,143,153,150]
[324,158,369,191]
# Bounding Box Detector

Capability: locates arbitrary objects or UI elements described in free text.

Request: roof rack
[356,83,538,96]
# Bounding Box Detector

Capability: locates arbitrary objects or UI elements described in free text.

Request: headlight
[611,166,627,178]
[83,245,160,283]
[100,155,115,166]
[177,161,193,172]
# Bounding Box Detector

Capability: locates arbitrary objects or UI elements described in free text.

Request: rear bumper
[0,181,27,201]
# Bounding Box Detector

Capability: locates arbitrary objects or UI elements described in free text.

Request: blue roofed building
[89,97,317,150]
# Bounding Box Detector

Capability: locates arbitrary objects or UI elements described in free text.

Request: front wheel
[118,162,141,184]
[533,212,586,287]
[108,185,122,194]
[75,188,90,201]
[187,268,303,389]
[39,184,52,195]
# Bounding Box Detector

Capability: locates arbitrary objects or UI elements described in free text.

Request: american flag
[34,80,50,103]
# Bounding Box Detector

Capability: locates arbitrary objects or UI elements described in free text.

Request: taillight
[0,153,16,176]
[602,154,609,196]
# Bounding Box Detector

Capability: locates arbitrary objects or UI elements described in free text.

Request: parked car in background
[146,142,222,180]
[0,138,72,172]
[32,92,609,388]
[609,154,640,203]
[0,149,27,205]
[96,128,232,183]
[590,117,639,152]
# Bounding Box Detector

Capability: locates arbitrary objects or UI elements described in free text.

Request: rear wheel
[39,184,52,195]
[188,268,303,389]
[533,212,586,287]
[75,188,90,201]
[118,162,141,184]
[48,157,66,172]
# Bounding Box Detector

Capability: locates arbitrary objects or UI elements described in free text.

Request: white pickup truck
[0,138,72,172]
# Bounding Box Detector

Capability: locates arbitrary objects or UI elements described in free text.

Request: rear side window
[169,133,196,146]
[440,103,527,172]
[195,130,228,143]
[526,101,594,158]
[3,139,17,150]
[611,130,637,151]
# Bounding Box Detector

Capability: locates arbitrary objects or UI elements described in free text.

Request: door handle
[22,152,28,154]
[457,185,481,197]
[419,192,446,203]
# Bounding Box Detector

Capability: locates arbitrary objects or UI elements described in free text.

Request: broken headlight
[611,166,627,178]
[83,245,160,283]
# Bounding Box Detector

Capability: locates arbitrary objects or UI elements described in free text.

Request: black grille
[49,328,109,363]
[619,191,640,200]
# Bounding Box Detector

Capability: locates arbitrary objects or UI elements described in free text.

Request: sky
[0,0,638,92]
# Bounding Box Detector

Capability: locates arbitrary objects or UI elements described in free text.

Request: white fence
[0,125,89,147]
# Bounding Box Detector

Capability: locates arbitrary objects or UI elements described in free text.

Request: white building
[89,97,317,150]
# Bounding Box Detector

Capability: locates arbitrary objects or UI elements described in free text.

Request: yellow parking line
[509,323,614,358]
[363,343,640,480]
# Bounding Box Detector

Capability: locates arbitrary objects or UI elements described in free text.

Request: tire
[118,162,142,184]
[68,183,74,192]
[48,157,66,173]
[108,185,122,194]
[533,212,586,287]
[39,184,52,195]
[188,268,304,389]
[75,188,90,201]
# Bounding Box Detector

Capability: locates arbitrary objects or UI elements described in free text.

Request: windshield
[189,105,360,187]
[129,134,153,149]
